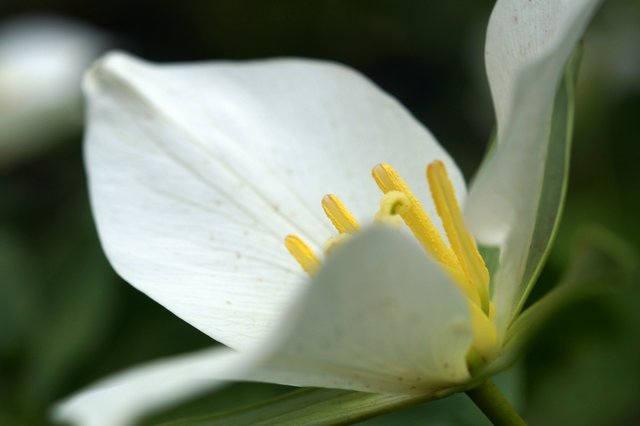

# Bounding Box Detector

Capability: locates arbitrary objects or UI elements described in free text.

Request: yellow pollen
[284,234,320,276]
[321,194,360,234]
[427,160,490,314]
[371,163,460,269]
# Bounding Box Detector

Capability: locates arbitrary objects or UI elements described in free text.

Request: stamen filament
[467,302,499,366]
[427,160,490,313]
[321,194,360,234]
[372,163,460,269]
[441,263,482,306]
[285,234,320,276]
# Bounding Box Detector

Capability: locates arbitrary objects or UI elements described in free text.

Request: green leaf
[0,229,41,352]
[493,226,637,371]
[28,235,116,401]
[158,388,437,426]
[25,208,118,404]
[556,227,637,288]
[155,367,524,426]
[520,236,640,426]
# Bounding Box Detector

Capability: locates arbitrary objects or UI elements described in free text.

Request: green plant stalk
[465,380,526,426]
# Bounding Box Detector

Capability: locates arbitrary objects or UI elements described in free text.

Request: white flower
[54,1,601,425]
[0,15,107,167]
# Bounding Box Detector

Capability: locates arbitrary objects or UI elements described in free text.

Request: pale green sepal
[475,45,580,308]
[469,0,602,338]
[158,388,453,426]
[510,44,583,320]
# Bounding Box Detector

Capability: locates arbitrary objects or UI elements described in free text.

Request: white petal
[86,52,465,351]
[465,0,600,334]
[254,226,474,394]
[0,15,106,166]
[55,228,473,426]
[53,347,257,426]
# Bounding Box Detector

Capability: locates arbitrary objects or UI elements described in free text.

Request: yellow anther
[321,194,360,234]
[283,160,499,368]
[372,163,460,269]
[284,234,320,276]
[283,160,498,370]
[374,191,410,227]
[427,160,491,313]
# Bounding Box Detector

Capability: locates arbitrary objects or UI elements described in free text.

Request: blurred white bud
[0,15,108,168]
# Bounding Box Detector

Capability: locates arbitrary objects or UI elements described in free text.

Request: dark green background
[1,1,639,425]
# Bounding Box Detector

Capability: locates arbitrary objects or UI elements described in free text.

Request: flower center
[285,160,499,367]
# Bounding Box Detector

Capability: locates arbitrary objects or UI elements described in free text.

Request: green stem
[465,380,527,426]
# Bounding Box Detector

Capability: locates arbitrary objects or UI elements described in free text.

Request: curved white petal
[54,228,473,426]
[53,347,254,426]
[465,0,601,335]
[255,227,474,394]
[0,15,106,166]
[86,52,465,351]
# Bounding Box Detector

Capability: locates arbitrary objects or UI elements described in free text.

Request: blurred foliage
[0,0,639,425]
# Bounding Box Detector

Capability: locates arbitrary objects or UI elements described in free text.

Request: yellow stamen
[283,160,500,370]
[283,160,499,371]
[441,263,482,307]
[427,160,490,313]
[374,191,410,227]
[321,194,360,234]
[467,302,499,371]
[284,234,320,275]
[372,163,459,269]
